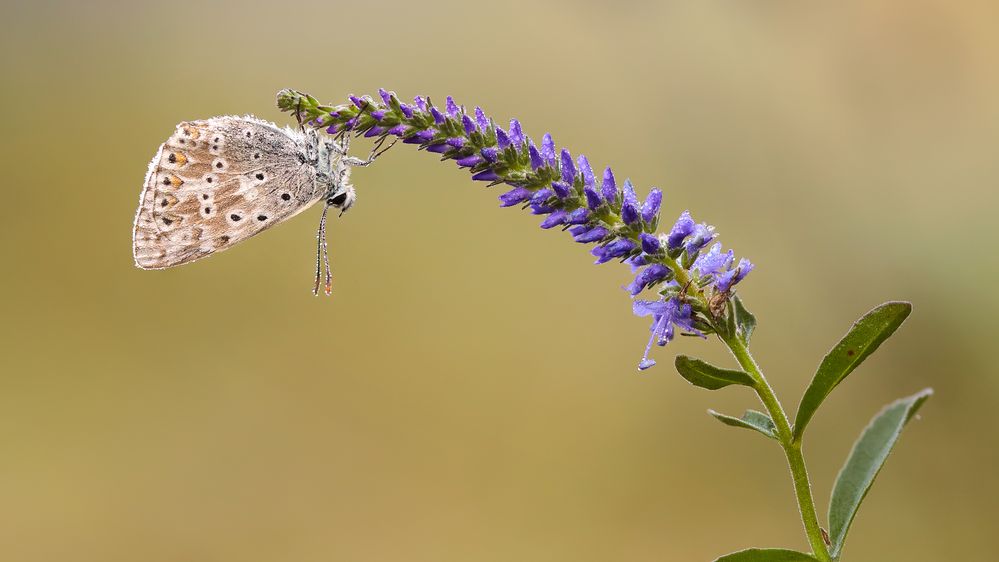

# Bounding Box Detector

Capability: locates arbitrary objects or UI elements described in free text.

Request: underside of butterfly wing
[133,116,327,269]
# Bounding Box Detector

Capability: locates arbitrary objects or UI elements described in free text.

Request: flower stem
[720,333,832,561]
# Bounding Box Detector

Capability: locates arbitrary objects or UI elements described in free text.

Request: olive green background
[2,1,997,560]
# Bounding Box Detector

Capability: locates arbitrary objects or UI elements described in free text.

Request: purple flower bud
[370,110,387,121]
[592,238,637,264]
[601,167,617,203]
[626,253,648,272]
[472,170,499,182]
[496,127,511,148]
[578,155,596,190]
[475,107,489,131]
[560,149,576,184]
[326,124,339,134]
[551,181,572,198]
[462,115,476,135]
[499,187,532,207]
[540,210,568,229]
[387,124,407,136]
[425,143,450,154]
[509,119,524,146]
[378,88,394,106]
[640,233,661,254]
[445,96,460,117]
[530,188,555,214]
[399,104,414,118]
[714,258,754,293]
[641,188,662,223]
[666,211,696,249]
[350,95,366,108]
[364,126,384,138]
[572,226,610,243]
[584,186,602,210]
[541,134,556,166]
[456,155,484,168]
[430,106,446,124]
[528,142,544,170]
[414,96,428,112]
[403,128,435,144]
[446,137,465,148]
[566,208,589,225]
[343,117,358,130]
[684,223,716,255]
[626,264,671,295]
[480,147,499,162]
[620,182,639,225]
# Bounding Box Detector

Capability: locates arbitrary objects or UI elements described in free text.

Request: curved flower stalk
[277,88,753,371]
[276,89,931,562]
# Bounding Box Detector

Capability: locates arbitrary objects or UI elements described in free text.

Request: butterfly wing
[133,116,327,269]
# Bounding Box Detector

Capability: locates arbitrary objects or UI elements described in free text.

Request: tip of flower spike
[638,359,657,371]
[445,96,460,117]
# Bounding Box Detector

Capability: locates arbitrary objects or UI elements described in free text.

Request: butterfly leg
[342,136,398,167]
[313,202,333,296]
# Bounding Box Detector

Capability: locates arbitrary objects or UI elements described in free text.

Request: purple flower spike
[472,170,499,182]
[584,186,602,210]
[601,167,618,203]
[496,128,511,149]
[540,210,568,229]
[509,119,524,146]
[430,106,446,124]
[566,208,589,225]
[622,179,640,224]
[560,149,576,184]
[499,187,532,207]
[399,104,414,118]
[378,88,394,106]
[592,238,637,264]
[642,188,662,223]
[445,96,460,117]
[578,155,596,190]
[627,263,671,295]
[541,134,556,166]
[551,181,572,198]
[572,225,610,243]
[414,96,428,112]
[640,233,661,254]
[456,155,484,168]
[474,107,489,131]
[462,115,476,135]
[667,211,696,249]
[528,142,544,170]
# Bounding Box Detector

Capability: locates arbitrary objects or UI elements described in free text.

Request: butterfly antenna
[313,202,333,296]
[296,98,305,133]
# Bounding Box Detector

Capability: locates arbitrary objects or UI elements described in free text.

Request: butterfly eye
[329,192,348,207]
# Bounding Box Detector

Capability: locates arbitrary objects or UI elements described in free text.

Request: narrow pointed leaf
[827,388,932,559]
[675,356,755,390]
[715,548,817,561]
[792,302,912,441]
[732,295,756,344]
[708,409,777,440]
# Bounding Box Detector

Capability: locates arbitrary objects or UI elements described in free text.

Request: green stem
[721,333,832,561]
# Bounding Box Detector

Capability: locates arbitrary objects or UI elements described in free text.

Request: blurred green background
[2,1,997,560]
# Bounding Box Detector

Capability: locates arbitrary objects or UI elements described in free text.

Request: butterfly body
[133,116,352,270]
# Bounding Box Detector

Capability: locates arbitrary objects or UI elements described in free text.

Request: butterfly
[132,115,392,294]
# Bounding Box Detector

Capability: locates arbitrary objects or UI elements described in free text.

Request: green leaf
[674,356,755,390]
[708,409,777,440]
[715,548,817,561]
[827,388,932,559]
[732,295,756,344]
[792,302,912,441]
